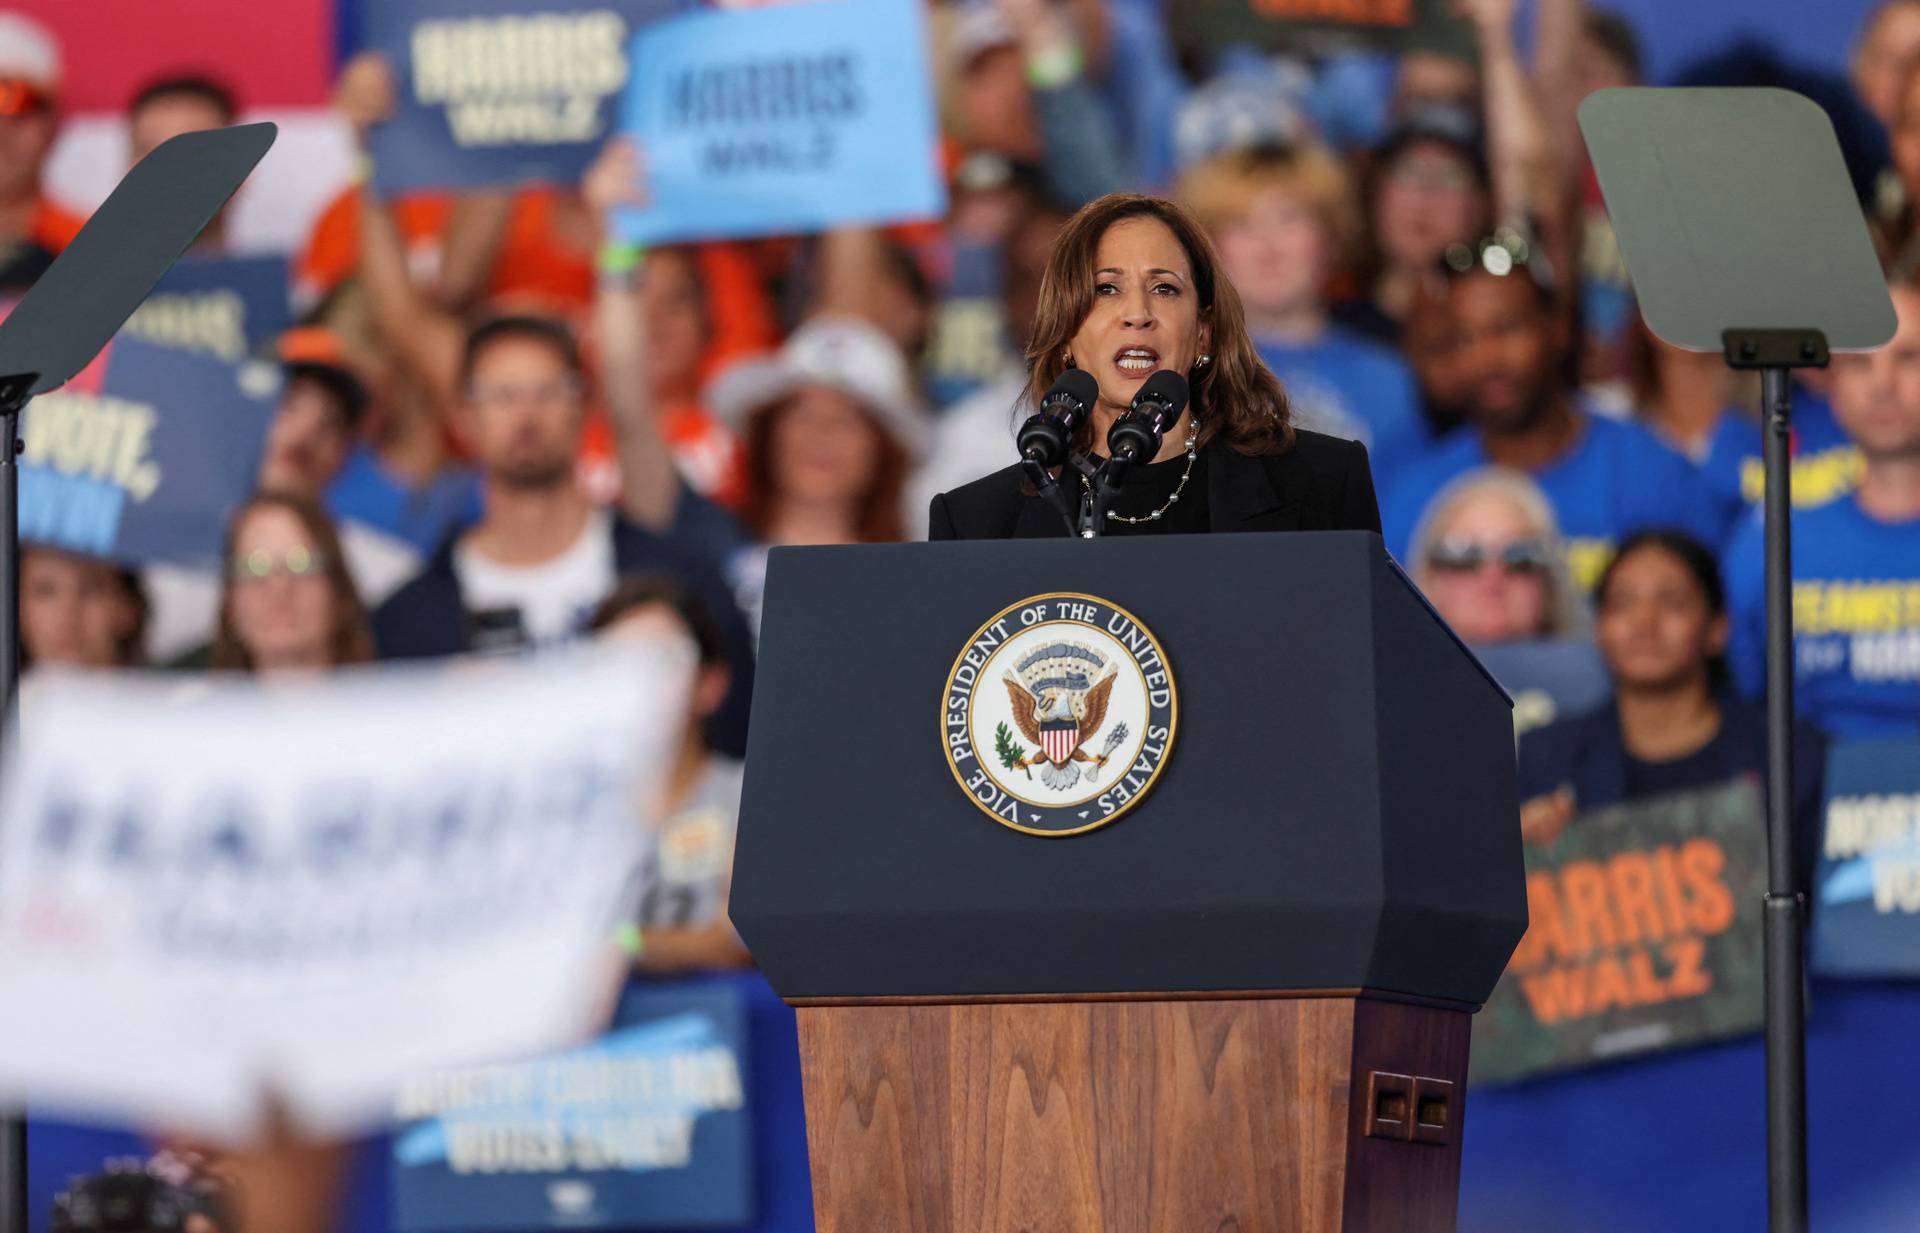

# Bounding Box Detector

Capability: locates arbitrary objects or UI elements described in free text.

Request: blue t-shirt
[1697,398,1862,513]
[326,444,483,557]
[1257,326,1427,487]
[1723,494,1920,740]
[1381,411,1736,589]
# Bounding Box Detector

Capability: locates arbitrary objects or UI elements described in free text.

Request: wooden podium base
[793,991,1473,1233]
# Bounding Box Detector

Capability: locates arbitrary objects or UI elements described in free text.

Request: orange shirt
[27,197,85,253]
[297,186,589,309]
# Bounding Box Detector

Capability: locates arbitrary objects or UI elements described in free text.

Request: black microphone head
[1022,368,1100,468]
[1130,369,1189,417]
[1044,367,1100,413]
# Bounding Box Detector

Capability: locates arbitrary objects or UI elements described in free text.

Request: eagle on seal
[1001,641,1124,791]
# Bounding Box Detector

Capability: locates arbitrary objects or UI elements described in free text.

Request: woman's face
[1068,215,1211,414]
[21,550,136,668]
[767,386,884,512]
[1214,188,1328,322]
[1374,140,1485,275]
[1418,491,1552,644]
[1595,545,1725,692]
[643,250,708,402]
[227,505,336,669]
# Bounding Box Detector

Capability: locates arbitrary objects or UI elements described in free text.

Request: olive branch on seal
[994,722,1030,777]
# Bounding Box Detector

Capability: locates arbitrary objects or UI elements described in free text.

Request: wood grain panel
[1340,999,1473,1233]
[797,996,1474,1233]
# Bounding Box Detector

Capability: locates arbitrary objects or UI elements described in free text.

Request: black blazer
[927,429,1383,540]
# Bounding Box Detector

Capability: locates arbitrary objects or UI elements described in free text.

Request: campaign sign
[19,335,276,569]
[120,255,291,362]
[0,642,691,1142]
[394,981,753,1230]
[1166,0,1473,58]
[1471,779,1767,1086]
[1811,737,1920,978]
[616,0,947,245]
[366,0,685,192]
[1473,638,1613,741]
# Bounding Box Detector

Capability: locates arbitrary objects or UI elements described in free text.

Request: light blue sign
[617,0,946,245]
[393,982,754,1230]
[1811,737,1920,979]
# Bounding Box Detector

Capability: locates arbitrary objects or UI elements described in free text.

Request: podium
[731,532,1527,1232]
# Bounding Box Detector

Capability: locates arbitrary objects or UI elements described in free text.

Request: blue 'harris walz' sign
[616,0,946,245]
[19,335,276,569]
[365,0,688,192]
[393,982,754,1231]
[120,254,291,362]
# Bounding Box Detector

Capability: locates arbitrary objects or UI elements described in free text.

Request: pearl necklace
[1105,424,1200,525]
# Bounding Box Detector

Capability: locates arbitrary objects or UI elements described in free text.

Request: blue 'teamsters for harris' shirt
[1723,495,1920,740]
[1257,327,1427,488]
[1380,411,1737,589]
[1694,391,1862,513]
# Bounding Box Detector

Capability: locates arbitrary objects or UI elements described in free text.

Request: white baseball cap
[0,14,61,94]
[706,314,930,458]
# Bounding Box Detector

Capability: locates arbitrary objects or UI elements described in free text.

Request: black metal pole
[1760,365,1809,1233]
[0,393,24,1233]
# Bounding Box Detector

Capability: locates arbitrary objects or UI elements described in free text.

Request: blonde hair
[1407,467,1587,638]
[1176,142,1361,267]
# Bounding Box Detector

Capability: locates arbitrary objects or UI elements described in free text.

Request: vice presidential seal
[942,593,1177,836]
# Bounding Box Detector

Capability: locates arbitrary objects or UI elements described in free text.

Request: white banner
[0,641,692,1142]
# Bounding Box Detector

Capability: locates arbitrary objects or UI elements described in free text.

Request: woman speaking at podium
[927,192,1382,540]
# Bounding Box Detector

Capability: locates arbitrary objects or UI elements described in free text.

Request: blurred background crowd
[9,0,1920,1228]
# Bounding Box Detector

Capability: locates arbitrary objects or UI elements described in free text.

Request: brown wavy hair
[1024,193,1293,456]
[211,491,376,672]
[738,399,911,543]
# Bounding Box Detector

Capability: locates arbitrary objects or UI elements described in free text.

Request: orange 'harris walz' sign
[1470,779,1767,1086]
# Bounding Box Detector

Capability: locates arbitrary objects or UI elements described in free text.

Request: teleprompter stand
[0,122,276,1233]
[1581,87,1896,1233]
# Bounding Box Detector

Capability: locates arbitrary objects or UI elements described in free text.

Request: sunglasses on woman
[229,545,329,583]
[1426,538,1552,576]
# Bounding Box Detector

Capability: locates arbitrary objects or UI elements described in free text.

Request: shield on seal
[1040,719,1079,765]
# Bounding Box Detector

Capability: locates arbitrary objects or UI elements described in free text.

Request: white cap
[948,4,1018,72]
[706,315,930,458]
[0,14,60,93]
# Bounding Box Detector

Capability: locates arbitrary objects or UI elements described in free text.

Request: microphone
[1105,370,1189,466]
[1017,369,1099,468]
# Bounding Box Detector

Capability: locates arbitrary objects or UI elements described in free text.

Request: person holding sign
[927,192,1381,539]
[1518,530,1823,886]
[592,575,749,973]
[369,311,758,754]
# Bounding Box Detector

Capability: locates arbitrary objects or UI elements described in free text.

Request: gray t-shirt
[635,757,744,931]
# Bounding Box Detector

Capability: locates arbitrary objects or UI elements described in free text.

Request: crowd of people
[8,0,1920,1224]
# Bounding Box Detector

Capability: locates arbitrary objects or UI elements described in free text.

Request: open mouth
[1114,346,1159,376]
